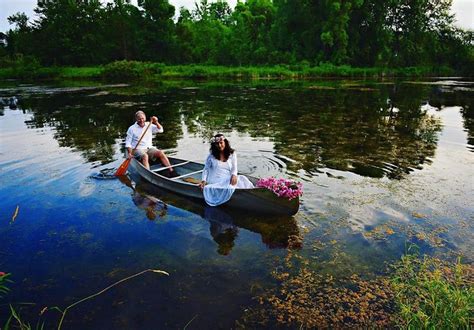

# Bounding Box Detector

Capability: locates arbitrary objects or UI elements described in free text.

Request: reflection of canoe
[123,175,301,252]
[129,157,299,215]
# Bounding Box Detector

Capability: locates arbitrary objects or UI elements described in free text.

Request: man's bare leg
[155,150,173,173]
[141,153,150,170]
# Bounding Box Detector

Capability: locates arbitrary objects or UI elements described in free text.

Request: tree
[5,13,34,57]
[32,0,108,65]
[229,0,275,64]
[104,0,142,61]
[137,0,176,62]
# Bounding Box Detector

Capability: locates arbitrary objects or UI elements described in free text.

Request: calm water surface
[0,79,472,327]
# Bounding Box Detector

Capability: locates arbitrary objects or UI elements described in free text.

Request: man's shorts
[133,147,160,161]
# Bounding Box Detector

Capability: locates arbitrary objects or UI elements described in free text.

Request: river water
[0,79,472,327]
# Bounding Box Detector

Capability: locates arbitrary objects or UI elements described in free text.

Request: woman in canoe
[199,134,254,206]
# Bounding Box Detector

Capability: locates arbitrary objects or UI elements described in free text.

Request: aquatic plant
[1,269,169,330]
[0,272,11,298]
[391,254,473,328]
[239,249,473,328]
[239,251,395,328]
[256,177,303,200]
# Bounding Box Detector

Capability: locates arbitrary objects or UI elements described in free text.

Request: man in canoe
[125,110,174,174]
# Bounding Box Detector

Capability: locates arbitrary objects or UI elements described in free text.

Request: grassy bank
[0,60,457,81]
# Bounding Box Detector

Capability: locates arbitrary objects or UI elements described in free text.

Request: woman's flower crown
[210,135,225,143]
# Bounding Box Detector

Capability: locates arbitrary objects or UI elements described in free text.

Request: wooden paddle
[115,121,152,176]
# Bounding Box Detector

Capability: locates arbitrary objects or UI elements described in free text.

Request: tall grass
[391,254,473,328]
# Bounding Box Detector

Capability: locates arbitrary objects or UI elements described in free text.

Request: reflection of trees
[429,84,474,153]
[21,90,183,164]
[462,106,474,152]
[20,82,452,175]
[178,84,442,179]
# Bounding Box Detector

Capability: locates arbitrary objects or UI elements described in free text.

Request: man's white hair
[135,110,146,118]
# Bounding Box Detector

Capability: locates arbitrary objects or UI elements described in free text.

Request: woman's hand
[151,116,159,125]
[230,175,237,186]
[199,181,207,190]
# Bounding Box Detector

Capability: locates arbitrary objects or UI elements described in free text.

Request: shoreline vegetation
[0,60,462,82]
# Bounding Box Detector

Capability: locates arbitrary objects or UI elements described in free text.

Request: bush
[0,54,58,79]
[101,61,166,81]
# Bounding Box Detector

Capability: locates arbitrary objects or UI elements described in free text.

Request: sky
[0,0,472,33]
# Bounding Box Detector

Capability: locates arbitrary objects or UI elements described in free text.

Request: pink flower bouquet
[256,177,303,200]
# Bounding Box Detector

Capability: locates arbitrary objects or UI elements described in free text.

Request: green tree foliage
[138,0,176,61]
[348,1,393,66]
[29,0,108,65]
[1,0,472,72]
[5,12,35,57]
[231,0,275,64]
[175,0,233,64]
[103,0,143,61]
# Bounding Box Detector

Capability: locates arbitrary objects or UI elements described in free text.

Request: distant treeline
[1,0,473,74]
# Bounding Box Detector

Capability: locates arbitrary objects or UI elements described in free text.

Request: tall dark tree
[230,0,275,64]
[5,13,36,58]
[103,0,142,61]
[137,0,175,62]
[31,0,107,65]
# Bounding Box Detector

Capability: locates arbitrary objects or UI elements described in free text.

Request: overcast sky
[0,0,472,33]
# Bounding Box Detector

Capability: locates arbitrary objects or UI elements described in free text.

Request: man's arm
[151,116,164,133]
[125,127,134,158]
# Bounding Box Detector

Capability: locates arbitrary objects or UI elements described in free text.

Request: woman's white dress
[202,152,254,206]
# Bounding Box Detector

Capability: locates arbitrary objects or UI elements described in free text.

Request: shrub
[101,60,145,81]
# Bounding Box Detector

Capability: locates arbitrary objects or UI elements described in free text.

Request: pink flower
[256,177,303,200]
[0,272,5,276]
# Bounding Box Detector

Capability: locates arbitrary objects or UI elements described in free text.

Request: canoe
[128,156,300,216]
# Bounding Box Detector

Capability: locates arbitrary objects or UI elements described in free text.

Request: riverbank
[0,61,457,81]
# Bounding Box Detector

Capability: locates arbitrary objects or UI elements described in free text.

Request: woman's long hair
[210,134,234,161]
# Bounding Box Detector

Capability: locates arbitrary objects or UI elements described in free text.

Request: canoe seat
[152,161,190,173]
[170,169,204,182]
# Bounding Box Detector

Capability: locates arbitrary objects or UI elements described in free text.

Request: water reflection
[120,174,301,255]
[3,81,470,178]
[0,96,19,109]
[0,80,472,328]
[205,207,239,255]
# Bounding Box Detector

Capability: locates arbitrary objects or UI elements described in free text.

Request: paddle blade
[115,158,131,176]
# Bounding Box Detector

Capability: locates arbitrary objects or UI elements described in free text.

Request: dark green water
[0,79,472,328]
